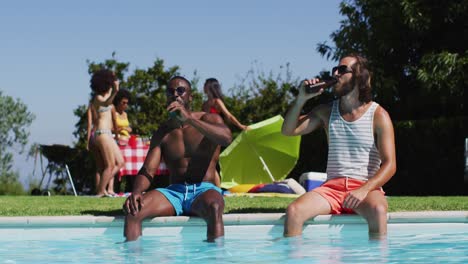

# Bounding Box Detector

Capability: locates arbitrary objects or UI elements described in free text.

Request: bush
[0,171,25,195]
[386,116,468,195]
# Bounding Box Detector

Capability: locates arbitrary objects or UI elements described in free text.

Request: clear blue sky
[0,0,343,188]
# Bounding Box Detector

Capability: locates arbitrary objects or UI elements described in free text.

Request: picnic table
[118,137,169,181]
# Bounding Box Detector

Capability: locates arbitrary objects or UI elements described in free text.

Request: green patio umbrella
[219,115,301,185]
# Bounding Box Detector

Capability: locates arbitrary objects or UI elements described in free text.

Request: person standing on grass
[122,76,232,242]
[90,69,124,197]
[112,89,133,141]
[86,102,104,194]
[281,54,396,239]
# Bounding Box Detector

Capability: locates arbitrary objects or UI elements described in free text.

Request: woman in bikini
[90,69,124,197]
[86,102,104,193]
[202,78,248,131]
[202,78,249,187]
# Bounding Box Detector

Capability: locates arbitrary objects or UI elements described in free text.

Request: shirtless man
[123,76,232,242]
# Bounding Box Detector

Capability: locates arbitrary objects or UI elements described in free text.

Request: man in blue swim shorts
[123,76,232,242]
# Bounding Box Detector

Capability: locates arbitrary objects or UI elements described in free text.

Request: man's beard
[334,82,354,98]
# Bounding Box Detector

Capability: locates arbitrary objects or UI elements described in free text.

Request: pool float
[228,184,257,193]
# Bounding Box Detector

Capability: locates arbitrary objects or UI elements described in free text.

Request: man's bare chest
[161,127,203,159]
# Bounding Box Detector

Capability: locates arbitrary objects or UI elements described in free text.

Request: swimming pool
[0,213,467,263]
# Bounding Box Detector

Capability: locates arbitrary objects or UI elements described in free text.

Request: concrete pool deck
[0,211,467,227]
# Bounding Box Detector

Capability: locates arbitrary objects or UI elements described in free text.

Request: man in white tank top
[282,54,396,239]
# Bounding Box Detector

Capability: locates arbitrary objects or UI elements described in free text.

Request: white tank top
[326,100,381,181]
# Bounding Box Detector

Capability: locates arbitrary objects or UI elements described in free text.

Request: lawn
[0,196,467,216]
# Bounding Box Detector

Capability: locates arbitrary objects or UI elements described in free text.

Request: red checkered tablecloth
[118,141,170,180]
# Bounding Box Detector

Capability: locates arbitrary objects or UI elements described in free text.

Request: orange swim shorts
[312,177,385,214]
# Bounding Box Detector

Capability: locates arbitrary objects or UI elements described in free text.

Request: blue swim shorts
[156,182,223,216]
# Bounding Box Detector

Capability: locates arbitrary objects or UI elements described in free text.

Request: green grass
[0,196,467,217]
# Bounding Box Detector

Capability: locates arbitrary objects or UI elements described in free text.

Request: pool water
[0,223,467,263]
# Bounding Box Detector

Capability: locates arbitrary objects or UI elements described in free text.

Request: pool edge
[0,211,467,227]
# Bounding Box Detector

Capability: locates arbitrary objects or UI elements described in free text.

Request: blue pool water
[0,223,467,263]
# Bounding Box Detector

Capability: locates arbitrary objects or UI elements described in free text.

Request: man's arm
[132,131,165,194]
[168,98,232,146]
[343,106,396,209]
[361,106,397,190]
[282,78,325,136]
[185,113,232,146]
[124,130,163,216]
[132,146,162,193]
[282,102,327,136]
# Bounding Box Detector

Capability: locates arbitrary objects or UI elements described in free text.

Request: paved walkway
[0,211,467,227]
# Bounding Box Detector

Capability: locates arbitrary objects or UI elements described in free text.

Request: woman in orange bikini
[90,69,124,197]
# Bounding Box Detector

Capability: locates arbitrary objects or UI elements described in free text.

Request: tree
[317,0,468,120]
[228,63,299,126]
[0,91,35,194]
[315,0,468,194]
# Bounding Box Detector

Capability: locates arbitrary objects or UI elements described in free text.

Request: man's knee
[363,201,388,220]
[125,212,144,224]
[207,200,224,216]
[373,203,388,220]
[286,202,301,219]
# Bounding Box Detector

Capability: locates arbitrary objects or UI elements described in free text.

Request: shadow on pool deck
[81,209,123,216]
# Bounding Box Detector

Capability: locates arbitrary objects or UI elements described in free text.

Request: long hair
[204,78,224,101]
[349,54,372,103]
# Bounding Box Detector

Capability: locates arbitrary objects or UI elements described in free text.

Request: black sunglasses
[166,86,187,96]
[332,65,353,75]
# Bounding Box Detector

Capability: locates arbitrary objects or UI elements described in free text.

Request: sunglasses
[332,65,353,75]
[166,86,187,96]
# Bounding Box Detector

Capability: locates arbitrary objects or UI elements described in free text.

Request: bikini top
[97,105,112,113]
[209,106,220,114]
